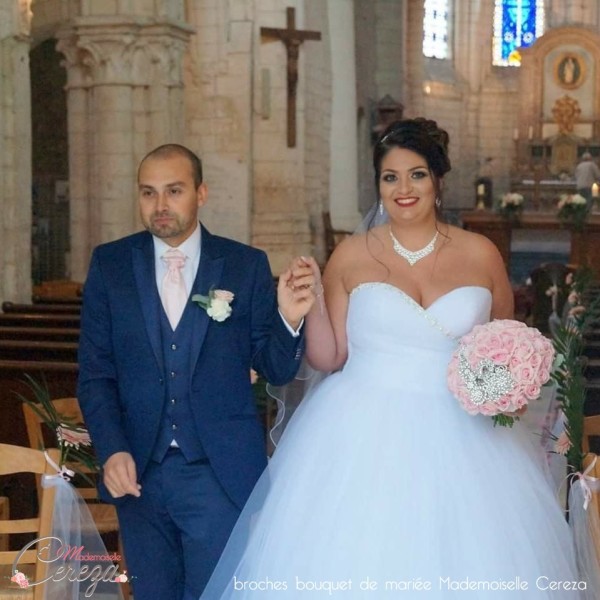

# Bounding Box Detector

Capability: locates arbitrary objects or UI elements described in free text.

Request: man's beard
[145,212,189,239]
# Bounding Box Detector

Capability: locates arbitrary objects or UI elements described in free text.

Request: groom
[77,144,313,600]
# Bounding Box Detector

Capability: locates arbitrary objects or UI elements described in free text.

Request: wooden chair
[582,452,600,570]
[0,498,8,551]
[21,399,125,576]
[322,211,352,260]
[0,444,59,599]
[31,280,82,303]
[583,415,600,454]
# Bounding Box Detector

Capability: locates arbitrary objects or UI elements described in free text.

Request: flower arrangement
[192,289,234,322]
[551,268,600,473]
[17,376,98,479]
[496,193,524,221]
[10,570,29,589]
[447,319,555,427]
[557,193,588,231]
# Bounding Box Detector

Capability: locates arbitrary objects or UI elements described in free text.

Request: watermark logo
[6,536,130,598]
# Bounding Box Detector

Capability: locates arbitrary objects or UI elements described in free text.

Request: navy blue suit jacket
[77,225,304,508]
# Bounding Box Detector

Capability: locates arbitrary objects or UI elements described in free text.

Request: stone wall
[0,0,33,302]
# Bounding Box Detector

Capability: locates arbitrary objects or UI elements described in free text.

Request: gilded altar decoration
[554,52,586,90]
[551,95,581,134]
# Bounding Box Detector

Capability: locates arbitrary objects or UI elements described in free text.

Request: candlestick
[528,126,533,140]
[592,182,599,198]
[477,184,485,196]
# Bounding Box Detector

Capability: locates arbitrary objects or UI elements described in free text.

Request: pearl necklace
[389,227,439,266]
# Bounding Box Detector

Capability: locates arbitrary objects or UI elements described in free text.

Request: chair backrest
[22,398,98,501]
[0,444,59,599]
[322,211,352,260]
[582,452,600,570]
[583,415,600,454]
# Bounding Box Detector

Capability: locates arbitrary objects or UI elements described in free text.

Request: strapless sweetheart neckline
[350,281,492,312]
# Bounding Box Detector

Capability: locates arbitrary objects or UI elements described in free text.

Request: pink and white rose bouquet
[447,319,555,426]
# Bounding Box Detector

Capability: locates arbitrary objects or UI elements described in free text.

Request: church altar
[461,211,600,277]
[510,179,577,211]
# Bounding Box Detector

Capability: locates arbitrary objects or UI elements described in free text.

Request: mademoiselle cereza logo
[8,535,129,598]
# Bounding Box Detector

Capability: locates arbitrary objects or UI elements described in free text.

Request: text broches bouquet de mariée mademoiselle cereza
[447,319,556,427]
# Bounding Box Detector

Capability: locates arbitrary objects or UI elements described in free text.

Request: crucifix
[260,7,321,147]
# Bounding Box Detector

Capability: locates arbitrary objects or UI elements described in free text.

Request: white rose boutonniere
[192,289,234,322]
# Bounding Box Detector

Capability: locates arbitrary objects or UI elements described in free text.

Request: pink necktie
[161,249,188,329]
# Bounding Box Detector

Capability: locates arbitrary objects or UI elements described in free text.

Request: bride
[201,118,587,598]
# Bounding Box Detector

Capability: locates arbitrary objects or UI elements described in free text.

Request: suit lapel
[132,234,164,373]
[189,226,224,372]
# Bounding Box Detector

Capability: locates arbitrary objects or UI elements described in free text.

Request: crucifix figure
[261,7,321,147]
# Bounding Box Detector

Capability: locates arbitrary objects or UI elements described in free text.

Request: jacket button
[172,424,178,430]
[171,344,177,350]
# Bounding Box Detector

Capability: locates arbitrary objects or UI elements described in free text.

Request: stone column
[0,0,33,302]
[328,0,361,231]
[57,18,193,281]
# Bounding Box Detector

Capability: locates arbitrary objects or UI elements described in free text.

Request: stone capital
[56,17,194,88]
[0,0,32,41]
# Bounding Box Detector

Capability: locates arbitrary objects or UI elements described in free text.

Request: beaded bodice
[342,283,492,390]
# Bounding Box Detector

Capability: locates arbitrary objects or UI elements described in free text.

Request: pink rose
[56,425,91,449]
[11,571,29,589]
[213,289,235,303]
[567,291,579,305]
[554,431,572,456]
[523,384,541,400]
[569,305,585,317]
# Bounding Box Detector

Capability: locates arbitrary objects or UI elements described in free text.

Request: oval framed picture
[554,52,586,90]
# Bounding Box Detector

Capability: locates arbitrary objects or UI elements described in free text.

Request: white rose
[207,298,232,322]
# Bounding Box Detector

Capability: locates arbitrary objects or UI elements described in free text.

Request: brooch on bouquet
[447,319,556,427]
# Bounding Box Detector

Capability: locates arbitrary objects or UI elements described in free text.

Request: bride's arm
[301,251,350,372]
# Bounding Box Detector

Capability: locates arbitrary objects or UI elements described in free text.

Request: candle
[528,126,533,140]
[477,184,485,196]
[592,183,599,198]
[513,128,519,141]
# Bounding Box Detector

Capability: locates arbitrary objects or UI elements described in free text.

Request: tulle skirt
[201,367,587,598]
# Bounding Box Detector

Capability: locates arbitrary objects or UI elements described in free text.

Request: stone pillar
[0,0,33,302]
[57,17,193,281]
[328,0,361,232]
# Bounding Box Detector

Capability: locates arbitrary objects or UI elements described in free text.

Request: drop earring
[435,196,441,208]
[379,201,384,216]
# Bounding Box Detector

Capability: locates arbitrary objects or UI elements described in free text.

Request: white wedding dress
[201,283,585,598]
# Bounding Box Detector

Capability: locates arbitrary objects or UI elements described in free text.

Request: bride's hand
[277,256,321,328]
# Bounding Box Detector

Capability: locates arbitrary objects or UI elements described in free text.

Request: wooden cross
[260,7,321,147]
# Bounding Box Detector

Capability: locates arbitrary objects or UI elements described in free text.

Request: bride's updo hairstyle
[373,118,451,195]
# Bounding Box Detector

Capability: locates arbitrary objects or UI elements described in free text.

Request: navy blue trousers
[116,449,240,600]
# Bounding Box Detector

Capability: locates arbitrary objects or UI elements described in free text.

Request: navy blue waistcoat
[151,305,207,462]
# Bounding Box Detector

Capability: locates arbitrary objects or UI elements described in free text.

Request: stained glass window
[423,0,450,59]
[493,0,545,66]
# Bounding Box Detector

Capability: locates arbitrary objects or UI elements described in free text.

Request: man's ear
[197,183,208,208]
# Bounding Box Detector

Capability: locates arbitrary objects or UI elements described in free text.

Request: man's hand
[277,256,320,330]
[103,452,142,498]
